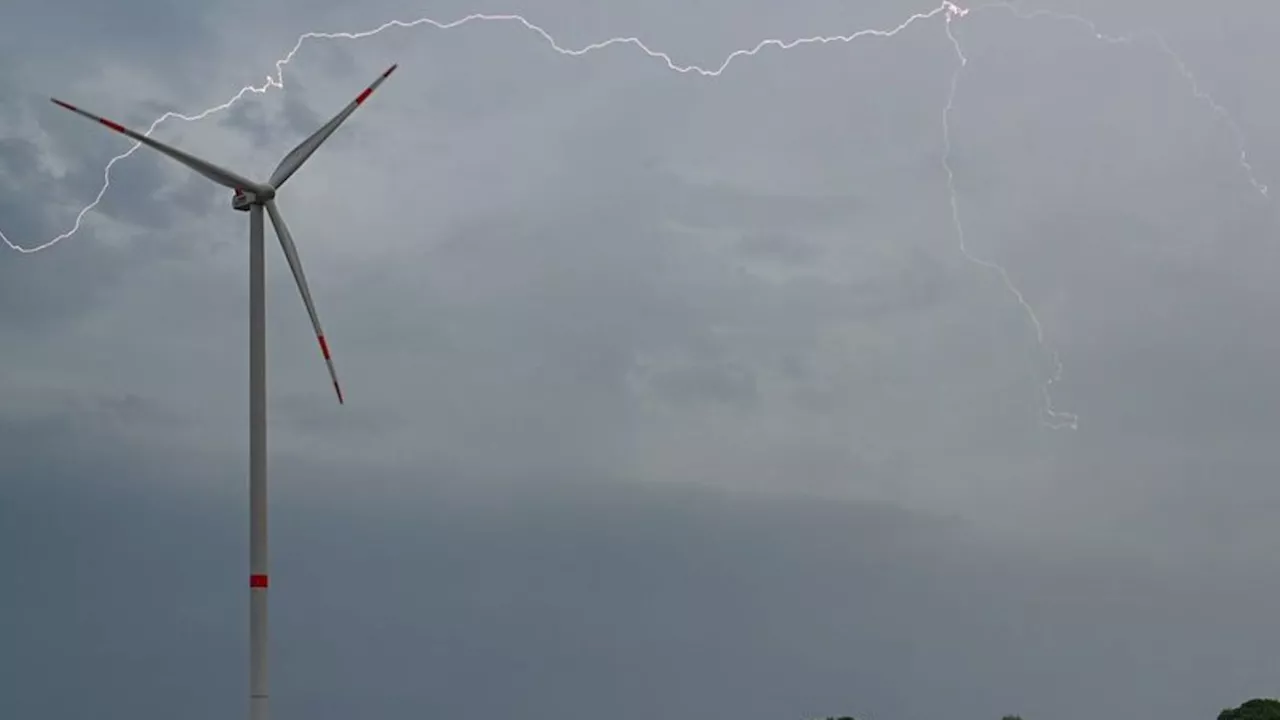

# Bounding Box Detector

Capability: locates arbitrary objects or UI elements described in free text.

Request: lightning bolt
[941,5,1082,430]
[1,1,1268,431]
[938,2,1269,430]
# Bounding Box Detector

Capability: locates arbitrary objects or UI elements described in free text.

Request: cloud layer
[4,0,1280,717]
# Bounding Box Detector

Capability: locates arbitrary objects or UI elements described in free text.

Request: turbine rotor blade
[267,64,398,189]
[263,200,344,404]
[50,98,263,192]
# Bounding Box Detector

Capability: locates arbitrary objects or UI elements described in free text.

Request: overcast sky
[3,0,1280,718]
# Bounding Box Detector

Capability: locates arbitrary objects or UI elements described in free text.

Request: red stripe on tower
[250,574,269,588]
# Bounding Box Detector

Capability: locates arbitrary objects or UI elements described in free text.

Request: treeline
[814,697,1280,720]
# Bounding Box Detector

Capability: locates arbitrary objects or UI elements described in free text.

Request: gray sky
[3,0,1279,718]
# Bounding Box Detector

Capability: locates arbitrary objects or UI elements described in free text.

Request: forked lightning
[5,1,1271,432]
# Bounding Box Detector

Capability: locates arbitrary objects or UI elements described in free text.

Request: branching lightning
[2,0,1270,430]
[941,5,1081,429]
[937,3,1269,430]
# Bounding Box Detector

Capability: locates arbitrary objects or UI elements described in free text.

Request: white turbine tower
[51,63,398,720]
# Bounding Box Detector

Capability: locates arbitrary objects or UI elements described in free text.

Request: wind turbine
[50,63,398,720]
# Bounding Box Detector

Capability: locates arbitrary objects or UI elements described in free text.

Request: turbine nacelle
[232,186,276,212]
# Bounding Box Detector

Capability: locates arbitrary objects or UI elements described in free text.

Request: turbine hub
[231,185,275,211]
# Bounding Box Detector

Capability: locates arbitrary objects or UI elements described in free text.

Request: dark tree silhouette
[1219,699,1280,720]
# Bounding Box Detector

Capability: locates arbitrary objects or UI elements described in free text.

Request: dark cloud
[280,84,324,139]
[0,122,213,334]
[217,76,325,151]
[639,355,759,408]
[218,100,276,150]
[737,229,822,263]
[0,148,129,328]
[2,437,1277,720]
[0,137,41,177]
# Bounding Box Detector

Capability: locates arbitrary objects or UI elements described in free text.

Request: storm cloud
[4,0,1280,718]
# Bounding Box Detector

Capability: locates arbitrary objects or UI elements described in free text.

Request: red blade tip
[383,64,398,78]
